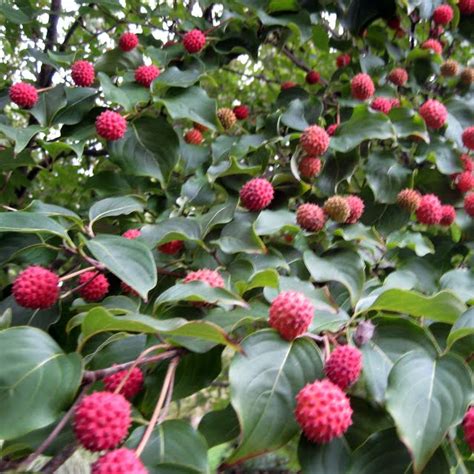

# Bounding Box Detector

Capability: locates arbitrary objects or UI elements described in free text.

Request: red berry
[13,266,59,309]
[281,81,297,90]
[351,73,375,101]
[416,194,443,224]
[459,0,474,15]
[103,367,144,400]
[233,105,249,120]
[336,54,351,68]
[461,154,474,172]
[134,65,160,87]
[300,125,330,156]
[78,271,109,302]
[390,98,401,108]
[296,203,326,232]
[433,5,454,25]
[193,122,208,132]
[184,128,203,145]
[158,240,184,254]
[463,406,474,451]
[397,189,422,213]
[122,228,141,239]
[119,32,139,52]
[183,29,206,53]
[387,17,401,29]
[324,196,351,223]
[462,127,474,150]
[9,82,38,109]
[326,124,338,136]
[92,448,147,474]
[388,68,408,86]
[299,156,322,179]
[239,178,274,211]
[74,392,131,451]
[269,291,314,340]
[295,379,352,443]
[371,97,393,114]
[346,195,365,224]
[71,60,95,87]
[419,99,447,129]
[306,70,321,84]
[96,111,127,141]
[421,38,443,54]
[440,205,456,226]
[464,193,474,217]
[455,171,474,193]
[324,345,362,390]
[183,269,224,288]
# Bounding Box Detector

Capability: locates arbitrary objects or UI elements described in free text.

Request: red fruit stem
[59,265,96,281]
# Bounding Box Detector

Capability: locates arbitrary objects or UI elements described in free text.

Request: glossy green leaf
[447,308,474,349]
[298,437,350,474]
[0,211,68,238]
[439,269,474,303]
[0,124,43,153]
[153,66,203,89]
[387,230,434,257]
[140,217,202,247]
[30,85,67,127]
[88,196,144,227]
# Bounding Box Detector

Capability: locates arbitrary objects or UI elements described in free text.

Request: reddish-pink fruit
[103,367,144,400]
[300,125,330,156]
[78,271,109,302]
[416,194,443,224]
[122,228,141,239]
[96,111,127,141]
[326,124,338,136]
[269,291,314,340]
[295,379,353,443]
[183,269,224,288]
[324,196,351,223]
[421,38,443,54]
[336,54,351,68]
[135,65,160,87]
[158,240,184,254]
[433,5,454,25]
[463,406,474,450]
[397,189,422,213]
[193,122,208,132]
[71,60,95,87]
[120,281,139,297]
[419,99,447,129]
[388,68,408,86]
[387,17,401,29]
[459,0,474,15]
[462,127,474,150]
[440,205,456,226]
[390,98,401,108]
[296,203,326,232]
[92,448,147,474]
[119,32,139,52]
[306,70,321,84]
[371,97,393,114]
[346,195,365,224]
[13,266,59,309]
[281,81,297,90]
[325,345,362,389]
[351,73,375,101]
[461,154,474,172]
[455,171,474,193]
[183,29,206,53]
[464,193,474,216]
[240,178,274,211]
[233,105,249,120]
[74,392,131,451]
[9,82,38,109]
[184,128,203,145]
[299,156,322,179]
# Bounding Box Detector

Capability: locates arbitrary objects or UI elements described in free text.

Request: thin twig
[59,266,96,281]
[40,442,78,474]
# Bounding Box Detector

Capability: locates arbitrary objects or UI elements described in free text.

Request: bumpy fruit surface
[269,291,314,340]
[461,154,474,172]
[135,65,160,87]
[71,60,95,87]
[455,171,474,193]
[96,111,127,141]
[441,59,459,77]
[183,29,206,53]
[78,271,109,302]
[299,156,322,179]
[122,228,141,239]
[346,195,365,224]
[336,54,351,68]
[325,345,362,389]
[9,82,38,109]
[184,128,203,145]
[351,73,375,100]
[74,392,131,451]
[464,193,474,217]
[295,379,353,443]
[463,407,474,450]
[459,0,474,15]
[433,5,453,25]
[183,269,224,288]
[300,125,330,156]
[461,68,474,85]
[158,240,184,254]
[397,188,422,212]
[440,205,456,226]
[13,266,59,309]
[421,38,443,54]
[324,196,351,223]
[371,97,392,114]
[296,203,326,232]
[416,194,443,224]
[119,32,138,52]
[92,448,147,474]
[233,105,249,120]
[103,367,144,400]
[463,127,474,150]
[281,81,297,90]
[388,68,408,86]
[419,99,447,129]
[240,178,274,211]
[305,70,321,84]
[217,108,237,130]
[326,124,338,136]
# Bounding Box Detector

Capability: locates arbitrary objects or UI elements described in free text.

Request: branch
[222,66,280,84]
[40,442,78,474]
[281,46,311,73]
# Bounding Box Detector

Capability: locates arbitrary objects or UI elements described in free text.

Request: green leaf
[389,107,429,142]
[298,437,350,474]
[281,99,310,131]
[0,211,68,238]
[439,269,474,303]
[30,85,67,127]
[88,196,144,227]
[447,308,474,349]
[27,200,81,223]
[0,327,82,440]
[345,0,396,34]
[254,209,298,235]
[199,199,237,237]
[95,48,143,75]
[386,351,472,472]
[198,404,240,448]
[387,230,434,257]
[53,87,98,125]
[86,234,157,299]
[317,150,360,195]
[153,66,203,89]
[98,73,150,112]
[226,330,323,464]
[140,218,202,247]
[0,124,43,153]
